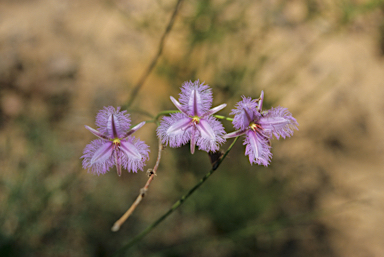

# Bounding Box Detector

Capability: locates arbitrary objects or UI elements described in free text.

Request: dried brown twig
[111,138,164,232]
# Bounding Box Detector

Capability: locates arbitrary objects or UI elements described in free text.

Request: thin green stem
[145,111,234,124]
[113,137,239,256]
[145,110,181,123]
[213,115,233,121]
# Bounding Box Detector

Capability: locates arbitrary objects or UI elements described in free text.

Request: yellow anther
[250,122,258,131]
[112,138,121,144]
[192,116,200,124]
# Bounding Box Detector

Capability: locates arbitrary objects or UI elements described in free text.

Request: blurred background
[1,0,384,256]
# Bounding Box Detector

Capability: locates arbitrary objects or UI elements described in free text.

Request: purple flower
[157,80,227,154]
[81,106,149,176]
[224,91,298,166]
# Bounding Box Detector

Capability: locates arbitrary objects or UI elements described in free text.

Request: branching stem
[113,137,239,256]
[111,137,164,232]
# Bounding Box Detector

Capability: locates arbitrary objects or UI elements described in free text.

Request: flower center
[250,122,261,131]
[192,116,200,124]
[112,138,121,145]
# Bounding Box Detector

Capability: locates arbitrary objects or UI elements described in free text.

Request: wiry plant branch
[111,137,164,232]
[113,137,239,256]
[126,0,184,108]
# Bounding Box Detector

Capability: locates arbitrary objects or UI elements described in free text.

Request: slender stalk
[125,0,184,108]
[213,115,233,121]
[111,137,164,232]
[145,110,181,123]
[145,111,234,123]
[113,137,239,256]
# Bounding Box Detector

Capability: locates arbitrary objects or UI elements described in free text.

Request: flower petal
[82,139,115,175]
[203,103,227,117]
[179,80,213,116]
[96,106,131,137]
[170,96,188,115]
[119,136,149,173]
[166,116,192,135]
[196,119,215,140]
[120,140,142,160]
[108,114,120,138]
[190,127,197,154]
[157,113,192,148]
[195,116,226,152]
[223,129,247,138]
[257,90,264,112]
[90,141,113,164]
[122,121,146,138]
[115,147,122,177]
[230,96,260,130]
[258,107,298,139]
[244,130,272,166]
[85,125,110,140]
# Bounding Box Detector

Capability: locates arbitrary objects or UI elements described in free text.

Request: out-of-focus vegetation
[1,0,384,256]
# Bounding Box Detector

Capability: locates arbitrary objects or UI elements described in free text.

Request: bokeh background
[1,0,384,256]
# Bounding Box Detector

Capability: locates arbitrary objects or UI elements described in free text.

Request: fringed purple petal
[197,119,216,140]
[95,106,131,138]
[179,80,212,116]
[258,106,298,139]
[120,140,142,160]
[90,141,113,164]
[119,136,149,173]
[244,130,272,166]
[81,139,115,175]
[231,96,260,130]
[157,112,192,148]
[195,116,226,152]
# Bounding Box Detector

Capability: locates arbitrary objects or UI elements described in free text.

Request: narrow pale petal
[223,129,247,138]
[115,148,122,177]
[170,96,187,115]
[122,121,146,138]
[85,125,110,140]
[166,117,192,135]
[258,90,264,112]
[203,104,227,117]
[120,140,141,160]
[190,127,196,154]
[91,142,113,164]
[107,114,120,138]
[192,89,198,116]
